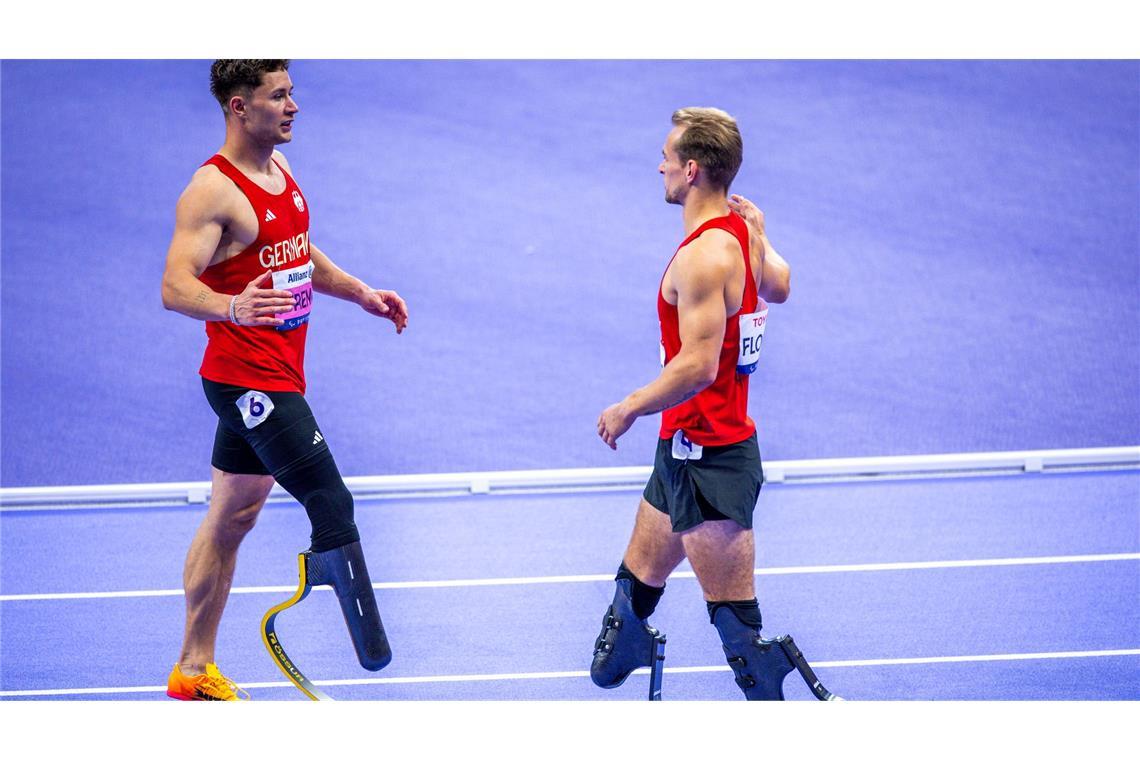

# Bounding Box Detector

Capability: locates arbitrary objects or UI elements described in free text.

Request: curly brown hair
[209,60,290,111]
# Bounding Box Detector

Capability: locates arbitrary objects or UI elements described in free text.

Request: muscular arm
[309,244,369,302]
[161,169,294,326]
[729,193,791,303]
[757,234,791,304]
[275,151,408,332]
[626,240,731,414]
[160,172,233,321]
[271,152,369,303]
[597,235,734,448]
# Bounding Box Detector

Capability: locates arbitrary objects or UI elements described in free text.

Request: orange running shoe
[166,663,250,701]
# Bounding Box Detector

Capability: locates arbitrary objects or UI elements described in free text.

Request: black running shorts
[202,378,332,478]
[642,432,764,532]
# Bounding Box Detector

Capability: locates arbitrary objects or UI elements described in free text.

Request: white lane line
[2,552,1137,603]
[3,648,1138,698]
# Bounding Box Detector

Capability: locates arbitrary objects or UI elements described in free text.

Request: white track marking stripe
[2,648,1138,697]
[1,552,1136,602]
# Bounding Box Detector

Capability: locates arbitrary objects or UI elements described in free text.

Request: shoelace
[194,670,251,701]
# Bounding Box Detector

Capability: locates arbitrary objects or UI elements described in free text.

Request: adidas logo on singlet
[265,209,277,222]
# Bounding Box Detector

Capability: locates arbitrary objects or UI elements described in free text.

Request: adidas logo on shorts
[313,430,324,445]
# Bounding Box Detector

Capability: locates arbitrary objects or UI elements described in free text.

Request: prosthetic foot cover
[712,607,842,701]
[591,578,667,700]
[306,541,392,671]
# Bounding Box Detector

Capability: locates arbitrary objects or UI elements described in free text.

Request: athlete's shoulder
[272,150,295,178]
[176,163,239,224]
[690,226,740,255]
[675,228,739,281]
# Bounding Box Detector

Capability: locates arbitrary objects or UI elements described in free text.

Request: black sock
[616,562,665,620]
[707,598,762,630]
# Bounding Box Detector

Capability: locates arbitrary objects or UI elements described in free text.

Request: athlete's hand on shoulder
[360,288,409,334]
[597,401,636,450]
[233,271,295,327]
[728,194,765,237]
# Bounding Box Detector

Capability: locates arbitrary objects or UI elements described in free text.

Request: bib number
[737,304,768,375]
[273,262,315,331]
[671,430,703,461]
[237,391,275,429]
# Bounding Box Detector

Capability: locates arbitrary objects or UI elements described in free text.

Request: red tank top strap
[673,212,755,309]
[203,154,295,198]
[678,214,731,249]
[203,154,258,196]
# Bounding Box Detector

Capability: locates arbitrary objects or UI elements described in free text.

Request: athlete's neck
[681,188,730,235]
[218,126,278,176]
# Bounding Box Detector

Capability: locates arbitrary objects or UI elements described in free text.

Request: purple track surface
[2,60,1138,486]
[1,60,1137,703]
[3,470,1137,700]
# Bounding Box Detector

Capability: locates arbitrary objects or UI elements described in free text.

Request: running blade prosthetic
[261,541,392,700]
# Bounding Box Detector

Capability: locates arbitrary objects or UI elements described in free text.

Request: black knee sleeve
[706,598,762,629]
[275,452,360,553]
[616,562,665,620]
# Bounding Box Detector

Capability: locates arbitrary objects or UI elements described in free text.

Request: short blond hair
[671,107,743,191]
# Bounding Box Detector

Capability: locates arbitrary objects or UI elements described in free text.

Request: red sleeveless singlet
[197,154,313,393]
[658,211,766,446]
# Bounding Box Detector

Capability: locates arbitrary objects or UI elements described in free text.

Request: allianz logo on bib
[284,268,311,284]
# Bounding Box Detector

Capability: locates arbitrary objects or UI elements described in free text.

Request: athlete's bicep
[674,243,732,370]
[164,178,226,279]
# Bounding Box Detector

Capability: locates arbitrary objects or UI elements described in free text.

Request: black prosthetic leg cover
[712,606,794,700]
[591,578,667,698]
[306,541,392,671]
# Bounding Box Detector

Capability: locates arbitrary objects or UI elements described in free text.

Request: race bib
[671,430,703,461]
[237,390,275,430]
[737,304,768,375]
[273,262,314,331]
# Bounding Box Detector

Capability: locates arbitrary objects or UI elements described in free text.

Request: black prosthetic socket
[305,541,392,671]
[274,452,360,553]
[616,562,665,620]
[591,577,666,691]
[706,598,762,629]
[711,605,793,700]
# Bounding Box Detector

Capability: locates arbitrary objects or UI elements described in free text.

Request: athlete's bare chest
[212,177,298,265]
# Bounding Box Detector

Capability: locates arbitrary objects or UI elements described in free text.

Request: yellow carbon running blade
[260,553,333,701]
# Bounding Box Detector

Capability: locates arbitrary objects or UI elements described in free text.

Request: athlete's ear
[685,160,699,185]
[229,95,247,120]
